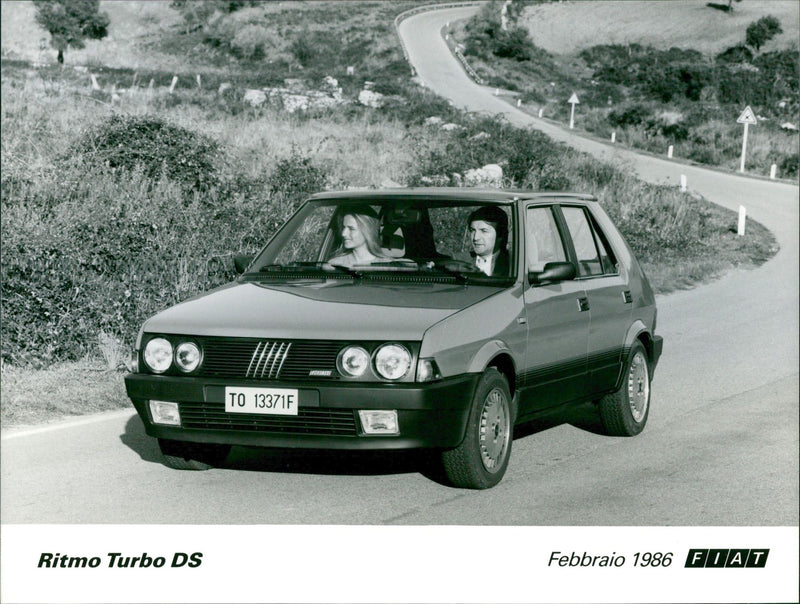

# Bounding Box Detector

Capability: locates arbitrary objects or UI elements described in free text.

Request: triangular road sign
[568,92,580,105]
[737,105,757,125]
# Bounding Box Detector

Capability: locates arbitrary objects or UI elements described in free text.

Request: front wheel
[158,438,231,471]
[439,368,513,489]
[598,341,651,436]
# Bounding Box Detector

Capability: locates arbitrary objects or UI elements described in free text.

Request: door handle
[577,297,590,312]
[622,290,632,304]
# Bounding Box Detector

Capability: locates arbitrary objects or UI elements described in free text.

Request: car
[125,188,663,489]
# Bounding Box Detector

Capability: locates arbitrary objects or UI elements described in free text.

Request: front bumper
[125,373,480,450]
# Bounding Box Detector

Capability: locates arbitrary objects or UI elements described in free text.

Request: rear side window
[561,206,618,277]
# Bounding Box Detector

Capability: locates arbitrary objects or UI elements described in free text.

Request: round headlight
[143,338,173,374]
[337,346,370,378]
[374,343,411,380]
[175,342,202,373]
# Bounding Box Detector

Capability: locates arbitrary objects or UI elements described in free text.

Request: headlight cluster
[337,343,412,381]
[143,338,202,374]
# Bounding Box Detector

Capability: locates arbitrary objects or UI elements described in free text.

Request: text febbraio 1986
[548,551,673,568]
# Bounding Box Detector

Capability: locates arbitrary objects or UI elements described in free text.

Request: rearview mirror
[233,254,254,275]
[529,261,576,285]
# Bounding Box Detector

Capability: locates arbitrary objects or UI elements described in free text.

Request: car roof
[309,188,597,204]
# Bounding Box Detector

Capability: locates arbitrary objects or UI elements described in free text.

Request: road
[2,5,798,526]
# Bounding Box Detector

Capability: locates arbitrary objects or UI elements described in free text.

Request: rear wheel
[599,341,651,436]
[158,438,231,471]
[440,368,513,489]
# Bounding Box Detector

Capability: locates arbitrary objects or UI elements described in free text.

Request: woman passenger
[328,206,386,267]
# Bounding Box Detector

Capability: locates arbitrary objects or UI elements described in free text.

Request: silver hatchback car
[125,189,662,489]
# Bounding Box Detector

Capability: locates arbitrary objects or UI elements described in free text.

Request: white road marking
[1,409,135,440]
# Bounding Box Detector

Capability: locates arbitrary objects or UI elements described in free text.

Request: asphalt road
[1,5,798,526]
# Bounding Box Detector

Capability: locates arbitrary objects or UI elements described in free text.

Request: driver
[467,206,510,276]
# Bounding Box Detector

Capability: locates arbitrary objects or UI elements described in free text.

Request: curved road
[2,5,798,526]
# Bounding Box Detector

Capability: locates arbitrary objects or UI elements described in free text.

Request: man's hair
[467,206,509,252]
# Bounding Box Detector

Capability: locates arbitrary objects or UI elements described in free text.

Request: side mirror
[233,254,254,275]
[529,261,576,285]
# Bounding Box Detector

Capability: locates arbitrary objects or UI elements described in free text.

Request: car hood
[141,279,505,341]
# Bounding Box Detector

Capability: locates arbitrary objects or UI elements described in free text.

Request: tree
[746,16,783,51]
[33,0,109,64]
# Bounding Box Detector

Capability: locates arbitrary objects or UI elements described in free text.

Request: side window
[526,206,567,272]
[588,213,619,274]
[562,206,603,277]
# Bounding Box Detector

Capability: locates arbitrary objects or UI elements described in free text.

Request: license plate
[224,387,299,415]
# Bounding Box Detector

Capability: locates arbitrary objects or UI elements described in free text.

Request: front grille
[180,401,357,436]
[199,338,341,381]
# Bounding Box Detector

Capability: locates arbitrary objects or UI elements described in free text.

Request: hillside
[519,0,799,55]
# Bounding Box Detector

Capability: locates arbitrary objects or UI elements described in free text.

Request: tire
[440,368,513,489]
[158,438,231,471]
[599,341,651,436]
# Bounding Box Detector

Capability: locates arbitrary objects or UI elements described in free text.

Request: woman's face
[341,214,366,250]
[469,220,497,257]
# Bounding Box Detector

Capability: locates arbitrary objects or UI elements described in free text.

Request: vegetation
[452,3,799,179]
[33,0,109,64]
[0,1,779,425]
[746,16,783,51]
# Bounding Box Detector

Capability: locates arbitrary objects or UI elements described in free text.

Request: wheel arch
[466,340,517,397]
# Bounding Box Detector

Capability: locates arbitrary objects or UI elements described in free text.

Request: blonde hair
[333,205,385,258]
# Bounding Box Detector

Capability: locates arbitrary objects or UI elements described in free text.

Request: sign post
[568,92,579,129]
[737,106,757,173]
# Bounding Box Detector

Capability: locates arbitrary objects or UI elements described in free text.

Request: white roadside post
[668,145,673,158]
[169,75,178,94]
[737,105,757,173]
[516,98,521,107]
[611,131,616,143]
[680,174,687,192]
[538,108,544,118]
[770,164,777,179]
[568,92,579,129]
[738,205,746,236]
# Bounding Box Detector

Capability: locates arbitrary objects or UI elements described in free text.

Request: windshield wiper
[423,263,470,284]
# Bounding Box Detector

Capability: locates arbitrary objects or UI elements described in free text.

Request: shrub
[609,105,651,128]
[230,23,270,59]
[716,44,754,64]
[72,115,223,192]
[266,146,329,212]
[462,1,541,62]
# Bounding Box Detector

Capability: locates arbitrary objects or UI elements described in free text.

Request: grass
[0,0,780,427]
[519,0,800,56]
[0,361,129,428]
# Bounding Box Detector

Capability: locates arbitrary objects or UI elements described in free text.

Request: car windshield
[246,197,516,283]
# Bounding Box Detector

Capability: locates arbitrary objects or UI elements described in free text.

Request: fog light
[150,400,181,426]
[358,410,399,435]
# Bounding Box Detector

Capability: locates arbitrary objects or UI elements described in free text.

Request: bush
[609,105,651,128]
[72,115,223,192]
[462,1,541,62]
[716,44,754,64]
[230,23,270,59]
[0,165,281,366]
[264,147,329,224]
